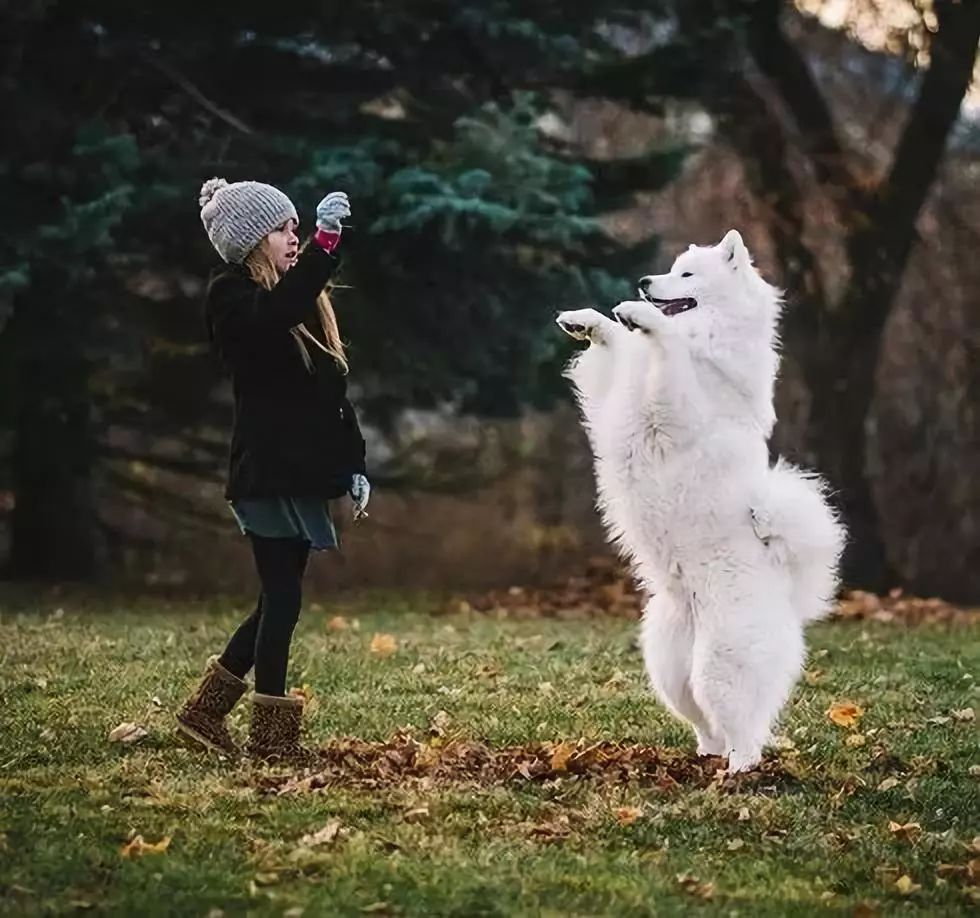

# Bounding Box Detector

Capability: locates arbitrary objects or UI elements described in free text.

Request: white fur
[556,230,845,773]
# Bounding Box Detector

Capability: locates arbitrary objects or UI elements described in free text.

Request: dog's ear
[719,229,748,270]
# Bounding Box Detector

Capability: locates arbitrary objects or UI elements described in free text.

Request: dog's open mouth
[640,291,698,316]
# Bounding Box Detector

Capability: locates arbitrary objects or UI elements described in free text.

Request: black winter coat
[204,243,367,501]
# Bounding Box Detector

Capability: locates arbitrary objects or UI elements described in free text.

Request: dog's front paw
[556,308,608,342]
[612,300,663,333]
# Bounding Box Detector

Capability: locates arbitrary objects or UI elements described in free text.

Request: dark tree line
[1,1,977,594]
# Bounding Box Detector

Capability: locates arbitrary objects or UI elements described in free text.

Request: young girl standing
[176,177,369,762]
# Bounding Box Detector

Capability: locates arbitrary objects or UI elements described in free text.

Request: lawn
[0,589,977,916]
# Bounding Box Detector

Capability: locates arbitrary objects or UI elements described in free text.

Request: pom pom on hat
[199,177,229,208]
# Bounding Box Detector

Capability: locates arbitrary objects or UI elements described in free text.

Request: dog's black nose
[638,277,652,291]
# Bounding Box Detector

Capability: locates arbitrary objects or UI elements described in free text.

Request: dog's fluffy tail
[755,460,846,623]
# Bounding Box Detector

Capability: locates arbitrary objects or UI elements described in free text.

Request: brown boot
[176,656,247,756]
[246,693,313,763]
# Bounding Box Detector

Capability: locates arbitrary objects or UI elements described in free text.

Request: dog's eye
[681,272,693,278]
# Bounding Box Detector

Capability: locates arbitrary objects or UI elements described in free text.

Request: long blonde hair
[244,239,349,375]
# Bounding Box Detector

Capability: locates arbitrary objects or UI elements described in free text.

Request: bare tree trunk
[800,0,980,587]
[727,0,980,589]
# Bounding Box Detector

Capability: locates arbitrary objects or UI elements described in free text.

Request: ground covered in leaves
[0,587,977,916]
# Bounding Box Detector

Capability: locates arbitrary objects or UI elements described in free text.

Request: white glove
[350,473,371,520]
[316,191,351,233]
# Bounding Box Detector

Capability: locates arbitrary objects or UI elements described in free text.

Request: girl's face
[265,218,300,272]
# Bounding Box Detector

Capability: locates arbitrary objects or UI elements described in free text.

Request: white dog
[557,230,844,773]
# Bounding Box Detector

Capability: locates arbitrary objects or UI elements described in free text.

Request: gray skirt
[229,497,338,551]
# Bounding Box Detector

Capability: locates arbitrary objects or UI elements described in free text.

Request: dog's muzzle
[639,289,698,316]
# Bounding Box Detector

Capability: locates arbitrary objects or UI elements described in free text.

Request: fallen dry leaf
[288,684,318,718]
[526,815,573,842]
[894,874,920,895]
[846,733,867,747]
[877,777,901,792]
[888,821,922,842]
[727,839,745,851]
[414,744,440,769]
[738,807,751,822]
[676,873,715,900]
[403,806,429,823]
[370,633,398,657]
[952,708,975,723]
[289,685,315,704]
[298,820,341,848]
[108,722,148,745]
[603,670,629,688]
[428,710,452,737]
[615,806,642,826]
[549,742,575,772]
[828,701,864,728]
[327,615,349,631]
[119,834,171,859]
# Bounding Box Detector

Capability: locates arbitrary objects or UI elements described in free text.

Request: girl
[176,177,369,762]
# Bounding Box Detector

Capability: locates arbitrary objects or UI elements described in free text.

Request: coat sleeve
[206,243,339,370]
[343,397,368,476]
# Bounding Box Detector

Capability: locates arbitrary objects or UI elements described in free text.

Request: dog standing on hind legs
[557,230,845,774]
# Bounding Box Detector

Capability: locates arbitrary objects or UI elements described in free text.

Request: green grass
[0,589,977,916]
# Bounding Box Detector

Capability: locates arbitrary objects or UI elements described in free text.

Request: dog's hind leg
[640,595,724,755]
[691,602,804,774]
[752,462,845,624]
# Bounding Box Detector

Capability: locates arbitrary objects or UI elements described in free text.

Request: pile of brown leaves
[833,589,977,626]
[257,733,792,796]
[448,557,977,626]
[448,555,643,620]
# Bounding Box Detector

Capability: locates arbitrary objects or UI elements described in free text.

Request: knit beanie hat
[199,177,299,264]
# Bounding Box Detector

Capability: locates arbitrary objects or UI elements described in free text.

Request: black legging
[218,534,311,696]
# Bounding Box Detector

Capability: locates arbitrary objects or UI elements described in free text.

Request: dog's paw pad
[556,309,604,341]
[612,301,652,332]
